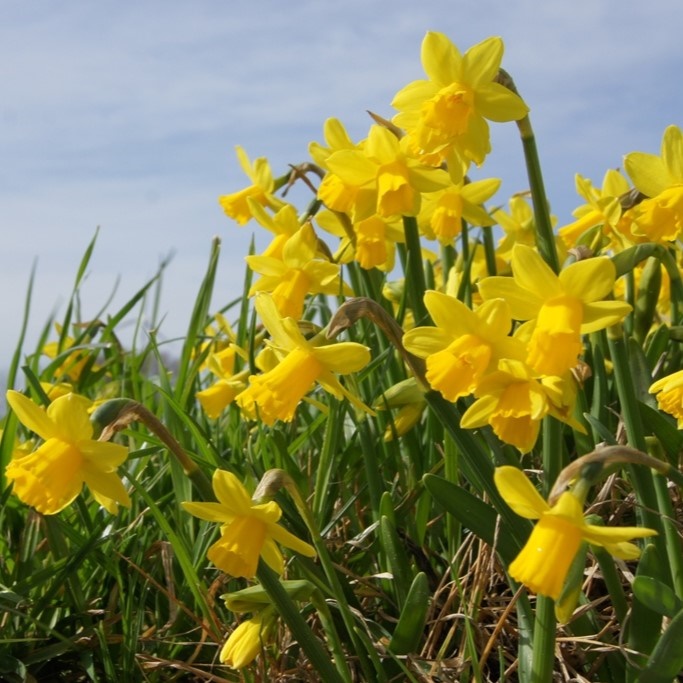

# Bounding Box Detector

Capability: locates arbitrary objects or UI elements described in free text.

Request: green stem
[256,561,345,683]
[516,116,559,274]
[528,416,563,682]
[402,215,429,324]
[285,475,380,682]
[531,596,556,683]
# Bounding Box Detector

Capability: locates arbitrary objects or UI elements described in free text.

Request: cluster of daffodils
[4,29,682,674]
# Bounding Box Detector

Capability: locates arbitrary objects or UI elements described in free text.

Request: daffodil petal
[312,342,370,374]
[212,469,253,514]
[494,466,549,519]
[182,501,235,524]
[511,245,562,300]
[47,393,94,442]
[582,523,657,547]
[581,301,632,333]
[423,290,477,335]
[624,151,668,197]
[477,276,542,320]
[558,257,616,302]
[6,390,57,441]
[421,31,461,85]
[662,125,683,182]
[82,466,131,509]
[269,523,317,557]
[78,440,129,469]
[462,36,503,87]
[402,327,453,357]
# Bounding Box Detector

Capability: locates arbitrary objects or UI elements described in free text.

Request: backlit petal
[6,390,58,441]
[494,466,549,519]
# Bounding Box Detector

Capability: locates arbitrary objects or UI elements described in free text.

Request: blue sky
[2,0,682,370]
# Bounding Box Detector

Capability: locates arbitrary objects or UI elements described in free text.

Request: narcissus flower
[219,146,285,225]
[220,610,277,668]
[392,33,528,172]
[403,291,524,402]
[417,177,500,245]
[236,293,371,425]
[558,171,630,248]
[246,222,351,320]
[649,369,683,427]
[622,125,683,244]
[182,469,316,578]
[495,466,657,600]
[5,391,130,514]
[43,324,99,382]
[324,124,449,221]
[460,359,548,452]
[478,244,631,377]
[196,346,249,419]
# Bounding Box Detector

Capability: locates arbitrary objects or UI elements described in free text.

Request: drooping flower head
[5,390,130,514]
[495,466,657,600]
[236,293,372,425]
[182,469,316,578]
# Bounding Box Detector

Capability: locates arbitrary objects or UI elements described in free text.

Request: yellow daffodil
[220,610,277,668]
[324,124,449,221]
[495,466,657,600]
[392,33,528,173]
[622,125,683,244]
[236,293,372,425]
[219,146,285,225]
[5,391,130,514]
[417,177,500,245]
[558,171,630,248]
[246,222,351,320]
[649,369,683,427]
[460,359,548,452]
[403,291,524,402]
[248,200,300,259]
[196,346,249,419]
[315,210,403,272]
[43,324,99,382]
[182,469,316,578]
[478,244,631,377]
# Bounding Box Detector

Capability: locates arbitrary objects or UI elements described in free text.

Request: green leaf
[637,606,683,683]
[423,473,523,564]
[388,572,430,655]
[633,576,683,618]
[379,515,411,607]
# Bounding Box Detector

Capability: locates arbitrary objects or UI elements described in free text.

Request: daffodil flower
[236,293,372,425]
[558,171,630,248]
[324,124,449,221]
[218,146,285,225]
[417,177,500,245]
[478,244,631,377]
[5,390,130,514]
[649,369,683,428]
[623,125,683,244]
[43,324,99,382]
[246,222,351,320]
[182,469,316,578]
[196,346,249,419]
[392,33,528,172]
[403,291,525,402]
[460,359,548,452]
[495,466,657,600]
[219,609,277,668]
